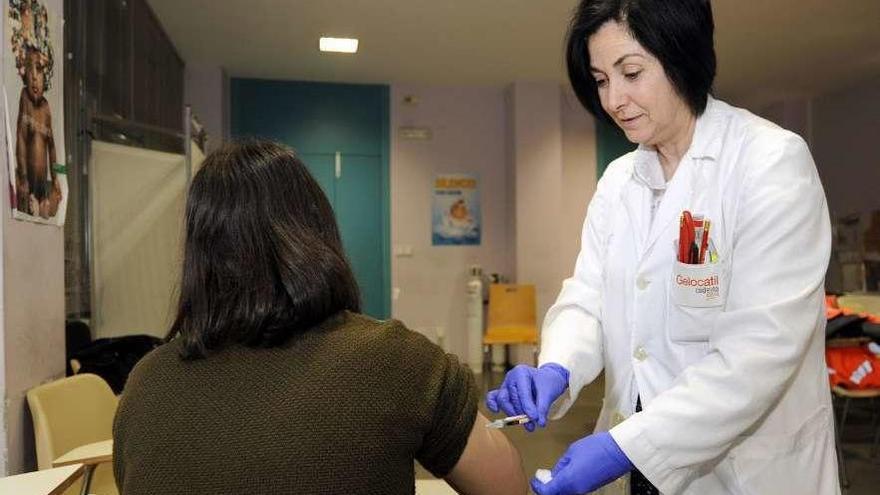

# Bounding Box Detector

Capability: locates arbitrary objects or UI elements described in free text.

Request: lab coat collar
[688,95,724,161]
[641,156,692,261]
[632,95,723,184]
[631,150,666,191]
[627,96,724,261]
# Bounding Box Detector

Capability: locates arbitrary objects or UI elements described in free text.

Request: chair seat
[483,326,538,345]
[832,385,880,399]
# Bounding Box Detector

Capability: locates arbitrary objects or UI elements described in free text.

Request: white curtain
[89,141,205,339]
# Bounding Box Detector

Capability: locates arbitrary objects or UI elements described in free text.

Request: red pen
[685,211,695,263]
[678,210,691,263]
[680,211,695,264]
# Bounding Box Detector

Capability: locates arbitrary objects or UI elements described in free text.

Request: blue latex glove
[485,363,569,432]
[530,432,634,495]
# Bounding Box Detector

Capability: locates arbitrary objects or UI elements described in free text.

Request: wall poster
[432,174,480,246]
[4,0,66,225]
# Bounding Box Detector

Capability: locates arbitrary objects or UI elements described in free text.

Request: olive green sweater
[113,312,477,494]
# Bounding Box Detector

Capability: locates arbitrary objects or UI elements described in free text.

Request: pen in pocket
[708,238,718,263]
[679,211,696,263]
[699,220,711,264]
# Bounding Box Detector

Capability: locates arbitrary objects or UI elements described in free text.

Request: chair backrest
[485,284,537,343]
[838,293,880,315]
[26,373,118,470]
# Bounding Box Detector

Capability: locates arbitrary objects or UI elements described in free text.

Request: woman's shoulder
[589,151,637,207]
[710,99,813,181]
[340,313,455,368]
[603,152,638,182]
[718,100,809,155]
[121,339,183,388]
[339,312,439,352]
[126,338,177,371]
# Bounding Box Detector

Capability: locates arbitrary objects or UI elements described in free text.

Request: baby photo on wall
[4,0,66,225]
[432,174,481,246]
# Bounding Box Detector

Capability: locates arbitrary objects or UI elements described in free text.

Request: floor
[416,371,880,494]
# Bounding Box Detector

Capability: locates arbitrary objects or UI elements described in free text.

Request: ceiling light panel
[319,37,358,53]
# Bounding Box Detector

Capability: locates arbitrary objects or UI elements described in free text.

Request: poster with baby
[3,0,66,225]
[432,174,481,246]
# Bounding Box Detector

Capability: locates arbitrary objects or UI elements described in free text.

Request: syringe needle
[486,414,530,428]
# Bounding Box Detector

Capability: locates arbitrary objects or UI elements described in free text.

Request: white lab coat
[540,97,840,495]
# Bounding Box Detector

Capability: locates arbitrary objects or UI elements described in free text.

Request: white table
[53,439,113,495]
[415,478,458,494]
[0,463,85,495]
[49,440,457,494]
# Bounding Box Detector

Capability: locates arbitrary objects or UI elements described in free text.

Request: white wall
[390,85,513,359]
[812,76,880,218]
[389,82,598,363]
[1,202,65,476]
[184,64,230,152]
[0,142,5,477]
[753,96,813,146]
[509,82,566,319]
[560,90,597,281]
[508,82,598,322]
[0,0,66,475]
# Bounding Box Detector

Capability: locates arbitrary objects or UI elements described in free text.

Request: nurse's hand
[485,363,569,431]
[530,432,633,495]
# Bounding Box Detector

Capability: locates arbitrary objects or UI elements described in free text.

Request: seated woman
[112,140,527,494]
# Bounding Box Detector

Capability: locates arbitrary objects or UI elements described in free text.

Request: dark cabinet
[131,0,183,130]
[83,0,130,120]
[80,0,183,130]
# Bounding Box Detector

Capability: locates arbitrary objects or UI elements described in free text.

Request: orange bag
[826,346,880,390]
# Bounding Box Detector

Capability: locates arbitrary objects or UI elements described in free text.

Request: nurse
[487,0,840,494]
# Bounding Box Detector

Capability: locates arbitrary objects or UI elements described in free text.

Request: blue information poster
[432,174,481,246]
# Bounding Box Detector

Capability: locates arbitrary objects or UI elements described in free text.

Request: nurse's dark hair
[566,0,716,123]
[167,139,360,359]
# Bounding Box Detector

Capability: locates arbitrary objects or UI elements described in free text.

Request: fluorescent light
[319,37,359,53]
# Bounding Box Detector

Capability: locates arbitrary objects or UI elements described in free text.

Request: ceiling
[147,0,880,103]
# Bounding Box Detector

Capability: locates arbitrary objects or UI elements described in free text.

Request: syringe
[486,414,531,428]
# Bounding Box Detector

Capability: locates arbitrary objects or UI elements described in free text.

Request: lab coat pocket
[668,260,726,342]
[727,406,837,495]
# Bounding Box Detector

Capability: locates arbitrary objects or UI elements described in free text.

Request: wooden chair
[482,284,538,374]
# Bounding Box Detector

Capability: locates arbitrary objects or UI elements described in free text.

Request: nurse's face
[588,21,693,147]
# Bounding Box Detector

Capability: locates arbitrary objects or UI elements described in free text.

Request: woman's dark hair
[167,139,360,359]
[566,0,716,123]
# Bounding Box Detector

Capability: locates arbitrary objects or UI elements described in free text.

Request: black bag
[70,335,163,394]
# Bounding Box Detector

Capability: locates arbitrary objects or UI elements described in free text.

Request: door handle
[335,151,342,179]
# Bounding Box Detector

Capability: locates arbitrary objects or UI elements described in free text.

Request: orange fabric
[826,346,880,389]
[825,295,842,319]
[826,307,843,320]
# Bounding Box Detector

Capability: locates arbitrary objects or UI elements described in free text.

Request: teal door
[231,79,390,318]
[297,153,337,203]
[596,118,637,179]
